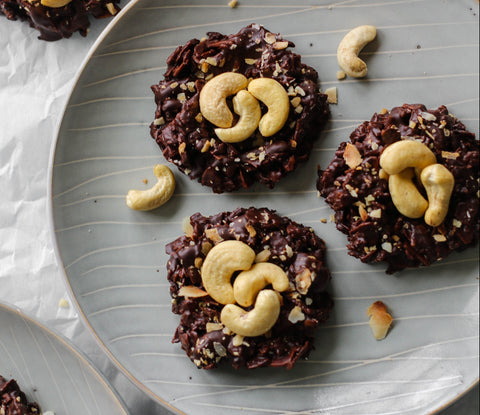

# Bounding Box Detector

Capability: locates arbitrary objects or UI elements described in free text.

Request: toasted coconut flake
[441,151,460,160]
[245,224,257,237]
[295,269,312,295]
[343,143,362,168]
[273,41,289,50]
[205,227,223,243]
[264,33,276,44]
[433,234,447,242]
[178,286,209,298]
[359,205,368,221]
[206,322,224,332]
[367,301,393,340]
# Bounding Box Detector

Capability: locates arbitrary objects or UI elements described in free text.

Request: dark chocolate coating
[150,24,330,193]
[0,376,40,415]
[165,207,333,370]
[317,103,479,274]
[0,0,121,41]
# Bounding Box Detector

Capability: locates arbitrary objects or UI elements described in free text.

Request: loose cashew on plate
[337,25,377,78]
[126,164,175,211]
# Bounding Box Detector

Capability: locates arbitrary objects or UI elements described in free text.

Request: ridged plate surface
[50,0,479,413]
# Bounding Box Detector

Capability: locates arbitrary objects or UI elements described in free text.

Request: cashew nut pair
[337,25,376,78]
[200,240,289,337]
[126,164,175,211]
[380,140,454,227]
[199,72,290,143]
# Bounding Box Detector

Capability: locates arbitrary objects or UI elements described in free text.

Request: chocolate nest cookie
[150,24,329,193]
[0,0,120,41]
[165,207,333,369]
[1,376,40,415]
[317,103,479,274]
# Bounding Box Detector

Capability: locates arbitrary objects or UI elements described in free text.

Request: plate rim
[46,1,185,412]
[0,300,130,415]
[46,1,479,413]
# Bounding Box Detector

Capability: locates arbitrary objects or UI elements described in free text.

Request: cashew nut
[201,240,256,305]
[220,289,280,337]
[199,72,248,128]
[421,164,455,227]
[379,140,437,175]
[214,90,261,143]
[247,78,290,137]
[337,25,376,78]
[40,0,72,7]
[233,262,289,307]
[126,164,175,211]
[388,168,428,219]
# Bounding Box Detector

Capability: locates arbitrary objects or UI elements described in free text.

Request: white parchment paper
[0,5,169,414]
[0,3,477,415]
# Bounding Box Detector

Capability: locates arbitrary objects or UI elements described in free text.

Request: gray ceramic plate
[49,0,479,414]
[0,302,129,415]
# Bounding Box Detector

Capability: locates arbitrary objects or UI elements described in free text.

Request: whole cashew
[201,240,256,305]
[337,25,376,78]
[214,90,261,143]
[40,0,72,7]
[220,289,280,337]
[388,168,428,218]
[199,72,248,128]
[126,164,175,211]
[247,78,290,137]
[233,262,289,307]
[421,164,455,227]
[379,140,437,175]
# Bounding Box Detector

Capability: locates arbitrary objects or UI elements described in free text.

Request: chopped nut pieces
[165,207,333,369]
[367,301,393,340]
[228,0,238,8]
[324,87,338,104]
